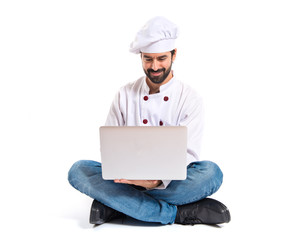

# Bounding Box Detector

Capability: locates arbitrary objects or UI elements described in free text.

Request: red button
[143,119,148,124]
[164,96,169,101]
[143,96,149,101]
[159,121,163,126]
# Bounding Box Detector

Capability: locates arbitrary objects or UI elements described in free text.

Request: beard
[144,62,173,84]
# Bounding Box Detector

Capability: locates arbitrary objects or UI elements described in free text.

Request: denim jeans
[68,160,223,224]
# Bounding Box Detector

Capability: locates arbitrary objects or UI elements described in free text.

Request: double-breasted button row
[142,95,168,125]
[142,119,164,126]
[143,96,169,101]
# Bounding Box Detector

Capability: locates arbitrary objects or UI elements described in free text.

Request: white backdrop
[1,0,294,239]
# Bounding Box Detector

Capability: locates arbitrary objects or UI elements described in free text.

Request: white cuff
[151,180,172,190]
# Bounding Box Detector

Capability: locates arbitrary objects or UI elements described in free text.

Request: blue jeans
[68,160,223,224]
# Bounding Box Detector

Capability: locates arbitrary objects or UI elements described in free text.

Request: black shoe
[175,198,231,225]
[89,200,125,225]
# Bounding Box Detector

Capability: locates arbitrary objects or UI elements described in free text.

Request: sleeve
[145,180,171,190]
[154,180,172,189]
[180,91,204,164]
[105,91,125,126]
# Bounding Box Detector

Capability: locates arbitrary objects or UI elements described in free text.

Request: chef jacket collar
[143,73,176,95]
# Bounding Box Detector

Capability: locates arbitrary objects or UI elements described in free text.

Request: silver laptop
[100,126,187,180]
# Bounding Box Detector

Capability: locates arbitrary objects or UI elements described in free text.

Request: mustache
[147,68,165,73]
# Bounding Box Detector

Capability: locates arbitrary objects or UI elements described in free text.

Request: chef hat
[129,16,178,54]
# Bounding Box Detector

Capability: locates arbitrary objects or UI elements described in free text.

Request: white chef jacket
[105,75,204,189]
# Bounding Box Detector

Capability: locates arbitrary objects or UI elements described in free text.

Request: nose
[151,60,159,71]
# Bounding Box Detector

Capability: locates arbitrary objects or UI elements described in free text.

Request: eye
[158,57,167,61]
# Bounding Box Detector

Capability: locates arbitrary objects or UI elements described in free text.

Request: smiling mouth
[151,71,163,76]
[145,67,168,84]
[148,69,164,76]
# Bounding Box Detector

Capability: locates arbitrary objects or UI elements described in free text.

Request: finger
[115,179,130,184]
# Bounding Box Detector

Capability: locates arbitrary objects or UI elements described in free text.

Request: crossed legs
[68,160,223,224]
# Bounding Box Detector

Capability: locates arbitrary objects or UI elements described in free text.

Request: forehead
[141,51,171,58]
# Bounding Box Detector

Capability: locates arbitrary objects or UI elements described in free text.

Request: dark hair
[170,49,176,57]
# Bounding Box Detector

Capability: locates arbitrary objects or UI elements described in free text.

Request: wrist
[146,180,162,190]
[156,180,162,187]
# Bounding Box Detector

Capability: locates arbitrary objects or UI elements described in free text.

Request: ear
[172,48,177,62]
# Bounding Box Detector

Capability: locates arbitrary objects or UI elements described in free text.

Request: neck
[146,71,173,94]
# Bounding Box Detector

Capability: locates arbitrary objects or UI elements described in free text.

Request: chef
[68,16,231,226]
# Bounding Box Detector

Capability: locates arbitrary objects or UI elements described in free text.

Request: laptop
[99,126,187,180]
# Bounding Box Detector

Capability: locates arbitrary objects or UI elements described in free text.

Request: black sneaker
[89,200,125,225]
[175,198,231,225]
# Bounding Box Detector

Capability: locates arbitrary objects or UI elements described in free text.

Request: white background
[1,0,294,239]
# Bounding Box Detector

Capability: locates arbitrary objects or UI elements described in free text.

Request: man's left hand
[114,179,162,189]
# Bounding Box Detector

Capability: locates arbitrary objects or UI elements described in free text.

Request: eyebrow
[143,55,168,59]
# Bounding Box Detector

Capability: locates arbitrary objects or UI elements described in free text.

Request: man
[68,16,231,225]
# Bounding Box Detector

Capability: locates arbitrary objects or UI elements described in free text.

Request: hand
[114,179,162,189]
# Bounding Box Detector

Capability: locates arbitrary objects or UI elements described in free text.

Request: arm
[180,91,204,164]
[105,91,125,126]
